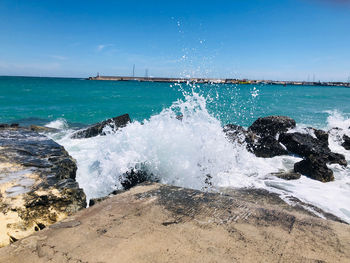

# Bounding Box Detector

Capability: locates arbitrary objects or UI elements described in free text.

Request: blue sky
[0,0,349,81]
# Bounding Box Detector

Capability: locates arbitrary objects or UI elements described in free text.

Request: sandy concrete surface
[0,183,349,263]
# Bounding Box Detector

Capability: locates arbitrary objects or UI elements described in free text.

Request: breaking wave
[49,91,350,223]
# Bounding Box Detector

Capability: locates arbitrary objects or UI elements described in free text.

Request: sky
[0,0,350,81]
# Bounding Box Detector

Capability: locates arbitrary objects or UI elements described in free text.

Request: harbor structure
[87,75,350,87]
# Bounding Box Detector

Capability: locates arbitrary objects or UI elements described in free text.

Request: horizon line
[1,74,350,84]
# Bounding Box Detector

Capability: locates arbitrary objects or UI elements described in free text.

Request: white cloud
[97,44,114,52]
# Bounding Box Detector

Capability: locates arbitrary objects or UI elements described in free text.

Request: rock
[248,116,296,137]
[248,135,288,158]
[120,169,156,190]
[313,128,329,147]
[1,183,349,263]
[327,152,348,166]
[223,124,246,134]
[279,132,347,166]
[0,127,86,247]
[279,132,319,156]
[223,124,248,144]
[224,123,288,158]
[342,134,350,150]
[71,114,130,139]
[294,155,334,182]
[29,125,58,133]
[270,171,301,180]
[245,116,296,158]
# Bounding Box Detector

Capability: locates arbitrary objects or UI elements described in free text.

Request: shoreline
[1,75,349,87]
[1,113,350,261]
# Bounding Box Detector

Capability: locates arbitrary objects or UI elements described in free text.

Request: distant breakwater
[88,75,350,87]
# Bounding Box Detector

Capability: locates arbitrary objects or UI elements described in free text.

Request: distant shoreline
[1,75,349,87]
[88,75,350,87]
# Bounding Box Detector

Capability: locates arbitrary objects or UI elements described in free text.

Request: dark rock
[224,123,288,158]
[279,132,346,166]
[120,169,154,190]
[342,135,350,150]
[248,135,288,158]
[71,114,130,139]
[294,155,334,182]
[327,152,348,166]
[313,128,329,147]
[0,124,9,128]
[10,123,19,128]
[270,171,301,180]
[49,157,77,180]
[30,125,58,133]
[243,116,296,158]
[223,124,248,144]
[223,124,246,134]
[248,116,296,137]
[279,132,320,156]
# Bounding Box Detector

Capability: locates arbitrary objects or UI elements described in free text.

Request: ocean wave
[45,118,69,130]
[49,91,350,223]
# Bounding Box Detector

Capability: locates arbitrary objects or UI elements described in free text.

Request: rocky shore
[0,183,349,263]
[0,113,349,261]
[224,115,348,182]
[0,126,86,247]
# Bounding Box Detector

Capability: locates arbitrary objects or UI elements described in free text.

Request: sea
[1,76,350,223]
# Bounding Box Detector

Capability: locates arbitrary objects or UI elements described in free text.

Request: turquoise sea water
[1,76,349,128]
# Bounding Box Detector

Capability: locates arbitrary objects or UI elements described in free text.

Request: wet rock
[29,125,58,133]
[312,128,329,147]
[248,116,296,137]
[71,114,130,139]
[0,127,86,247]
[279,132,346,166]
[0,123,19,129]
[244,116,296,158]
[223,124,248,144]
[224,123,288,158]
[294,155,334,182]
[120,169,156,190]
[342,135,350,150]
[248,135,288,158]
[0,124,10,128]
[270,171,301,180]
[223,124,246,134]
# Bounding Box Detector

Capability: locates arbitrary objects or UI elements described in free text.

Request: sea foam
[45,118,69,130]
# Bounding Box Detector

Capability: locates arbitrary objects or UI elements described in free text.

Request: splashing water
[45,118,69,130]
[51,91,350,223]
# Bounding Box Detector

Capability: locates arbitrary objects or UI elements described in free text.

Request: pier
[87,75,350,87]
